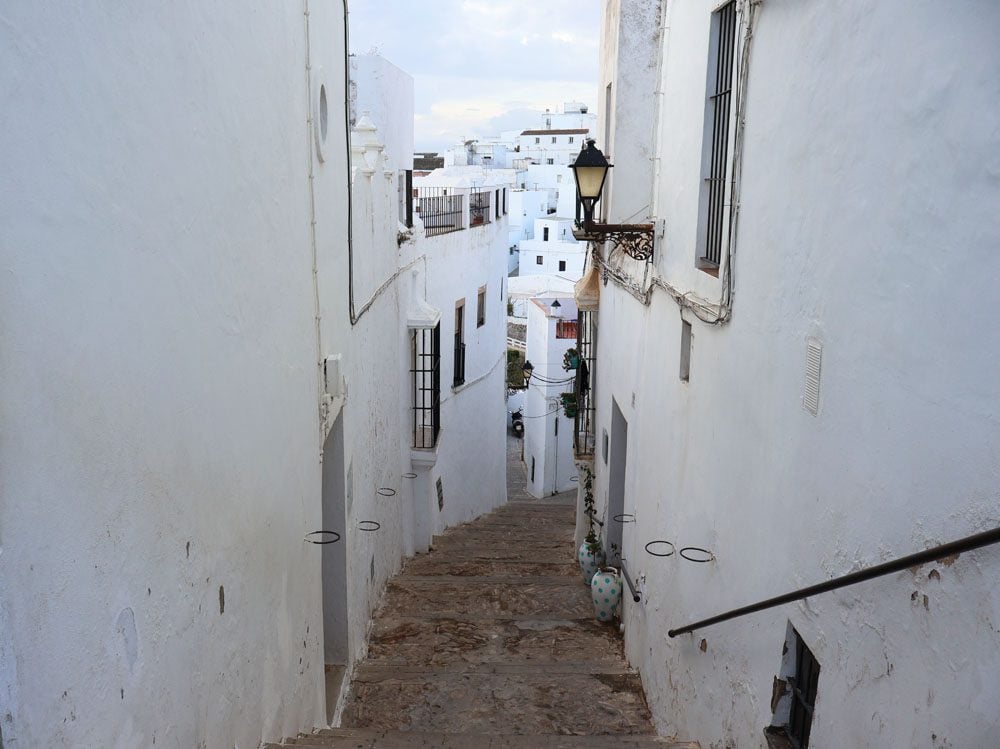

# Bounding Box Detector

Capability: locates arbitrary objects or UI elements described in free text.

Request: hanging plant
[560,391,578,418]
[562,348,580,371]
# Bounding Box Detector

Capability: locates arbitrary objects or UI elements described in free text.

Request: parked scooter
[510,408,524,437]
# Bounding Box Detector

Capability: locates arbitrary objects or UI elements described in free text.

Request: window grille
[399,170,413,228]
[788,631,820,748]
[574,311,597,458]
[702,0,737,268]
[411,323,441,448]
[453,304,466,386]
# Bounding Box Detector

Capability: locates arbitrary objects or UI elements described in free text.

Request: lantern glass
[574,165,608,201]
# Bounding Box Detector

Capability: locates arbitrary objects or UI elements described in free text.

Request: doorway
[321,415,349,722]
[607,399,628,563]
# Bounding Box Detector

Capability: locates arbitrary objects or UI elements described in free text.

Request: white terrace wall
[592,1,1000,747]
[400,188,511,537]
[0,3,341,746]
[350,54,415,174]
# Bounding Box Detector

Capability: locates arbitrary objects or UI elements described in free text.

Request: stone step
[402,558,579,577]
[366,616,624,668]
[341,671,655,735]
[381,579,592,619]
[269,728,699,748]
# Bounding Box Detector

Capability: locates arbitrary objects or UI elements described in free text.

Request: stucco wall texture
[0,4,509,748]
[593,1,1000,747]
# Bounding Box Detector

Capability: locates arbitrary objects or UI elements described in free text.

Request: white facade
[585,1,1000,748]
[0,8,508,748]
[519,218,587,280]
[523,299,579,498]
[349,54,415,174]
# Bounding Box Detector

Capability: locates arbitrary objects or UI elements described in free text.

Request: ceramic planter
[578,541,605,585]
[591,567,622,623]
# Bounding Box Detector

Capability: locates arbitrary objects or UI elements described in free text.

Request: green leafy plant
[562,348,580,371]
[581,465,603,555]
[560,391,578,418]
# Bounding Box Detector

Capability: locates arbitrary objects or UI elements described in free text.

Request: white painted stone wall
[0,4,339,746]
[349,54,415,174]
[523,300,579,498]
[519,219,587,280]
[592,1,1000,747]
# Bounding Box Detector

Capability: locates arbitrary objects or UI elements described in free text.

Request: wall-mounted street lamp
[521,360,534,387]
[570,139,654,261]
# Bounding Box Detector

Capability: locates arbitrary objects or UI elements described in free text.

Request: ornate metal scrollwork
[573,223,655,262]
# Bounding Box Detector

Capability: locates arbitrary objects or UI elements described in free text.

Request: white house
[575,1,1000,747]
[519,217,588,279]
[0,8,509,748]
[523,299,580,498]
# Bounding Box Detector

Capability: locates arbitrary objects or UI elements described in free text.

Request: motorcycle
[510,408,524,437]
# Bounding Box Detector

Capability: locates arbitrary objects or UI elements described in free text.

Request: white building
[519,218,587,279]
[574,1,1000,747]
[0,9,507,748]
[523,299,580,498]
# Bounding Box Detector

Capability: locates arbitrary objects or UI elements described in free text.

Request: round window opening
[319,84,328,143]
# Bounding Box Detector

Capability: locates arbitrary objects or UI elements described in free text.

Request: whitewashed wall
[523,300,579,498]
[519,240,587,279]
[350,54,415,174]
[593,1,1000,747]
[0,3,339,746]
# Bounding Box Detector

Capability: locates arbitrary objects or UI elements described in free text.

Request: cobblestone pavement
[267,436,699,748]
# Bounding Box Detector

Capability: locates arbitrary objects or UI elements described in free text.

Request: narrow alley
[266,439,697,748]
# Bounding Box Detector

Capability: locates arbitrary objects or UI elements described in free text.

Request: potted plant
[560,391,578,418]
[562,348,580,371]
[577,466,605,584]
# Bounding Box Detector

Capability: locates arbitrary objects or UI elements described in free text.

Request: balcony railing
[469,190,492,228]
[415,187,464,237]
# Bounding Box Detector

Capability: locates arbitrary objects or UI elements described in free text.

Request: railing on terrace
[469,189,492,228]
[573,310,597,458]
[414,187,464,237]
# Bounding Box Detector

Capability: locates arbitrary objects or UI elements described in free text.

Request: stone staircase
[266,494,698,748]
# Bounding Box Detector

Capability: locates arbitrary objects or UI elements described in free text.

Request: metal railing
[469,190,492,227]
[415,187,464,237]
[573,311,596,458]
[620,559,641,603]
[410,323,441,449]
[667,525,1000,638]
[453,340,466,387]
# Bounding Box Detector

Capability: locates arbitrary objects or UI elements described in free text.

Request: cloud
[349,0,601,149]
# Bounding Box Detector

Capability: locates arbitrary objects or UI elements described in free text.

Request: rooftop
[520,128,589,136]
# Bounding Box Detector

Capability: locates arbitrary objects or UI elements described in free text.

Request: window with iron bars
[469,190,492,227]
[411,323,441,449]
[700,0,737,271]
[573,311,597,459]
[453,302,466,386]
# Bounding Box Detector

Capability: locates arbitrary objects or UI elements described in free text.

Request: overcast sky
[349,0,601,152]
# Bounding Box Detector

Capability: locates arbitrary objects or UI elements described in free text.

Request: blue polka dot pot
[578,541,605,586]
[590,567,622,624]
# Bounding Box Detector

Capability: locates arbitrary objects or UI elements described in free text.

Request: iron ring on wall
[645,540,675,557]
[402,473,418,479]
[613,514,636,523]
[304,531,341,545]
[679,546,714,563]
[358,521,381,532]
[376,488,397,497]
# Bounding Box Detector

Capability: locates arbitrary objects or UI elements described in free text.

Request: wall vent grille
[803,339,823,416]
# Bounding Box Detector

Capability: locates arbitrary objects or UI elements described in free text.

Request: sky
[349,0,601,152]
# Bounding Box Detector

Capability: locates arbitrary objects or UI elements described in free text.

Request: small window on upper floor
[569,136,575,144]
[558,260,566,272]
[546,158,554,165]
[535,137,540,144]
[536,256,543,265]
[477,286,486,327]
[552,136,557,144]
[543,227,550,241]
